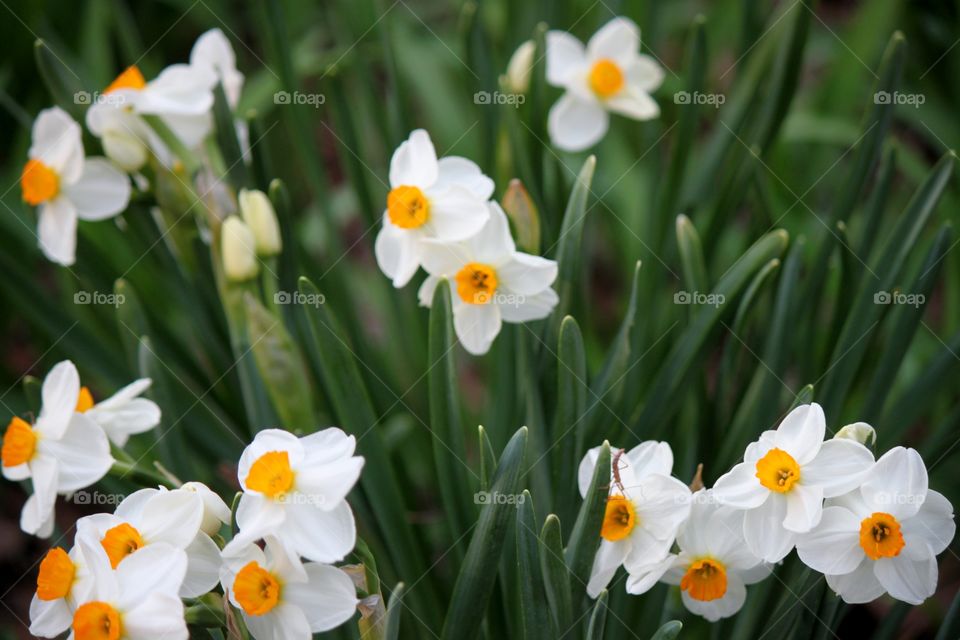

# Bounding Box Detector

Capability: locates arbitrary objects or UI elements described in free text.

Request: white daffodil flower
[29,541,98,638]
[712,403,875,563]
[576,441,692,598]
[181,481,232,536]
[21,107,131,265]
[626,490,771,621]
[76,487,222,598]
[68,537,188,640]
[86,59,217,170]
[374,129,494,288]
[546,17,664,151]
[1,360,113,537]
[796,447,955,605]
[75,379,160,447]
[221,428,364,563]
[417,202,559,355]
[220,536,359,639]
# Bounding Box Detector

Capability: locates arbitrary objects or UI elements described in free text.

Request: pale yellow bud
[239,188,282,256]
[221,217,259,282]
[505,40,535,94]
[834,422,876,446]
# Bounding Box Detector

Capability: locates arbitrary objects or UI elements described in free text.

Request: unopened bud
[239,189,282,256]
[834,422,876,446]
[221,217,259,282]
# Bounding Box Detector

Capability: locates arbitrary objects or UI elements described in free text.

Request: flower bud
[834,422,876,446]
[180,481,231,536]
[221,217,259,282]
[239,188,282,256]
[504,40,535,94]
[102,131,148,172]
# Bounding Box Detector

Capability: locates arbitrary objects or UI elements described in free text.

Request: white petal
[773,403,825,465]
[284,564,359,632]
[453,299,502,355]
[783,483,824,533]
[902,489,955,558]
[802,439,874,498]
[546,31,587,87]
[498,288,558,323]
[39,413,112,492]
[293,454,364,511]
[190,28,244,107]
[299,428,357,465]
[435,156,494,200]
[138,489,203,548]
[743,431,776,463]
[625,55,665,93]
[246,604,311,640]
[624,554,677,595]
[122,593,188,640]
[237,429,305,491]
[418,276,441,308]
[180,532,222,598]
[577,445,608,498]
[63,158,130,221]
[632,474,692,539]
[283,500,357,563]
[87,396,160,447]
[861,447,928,520]
[35,360,79,439]
[825,557,885,604]
[681,572,746,621]
[548,92,609,152]
[30,107,83,181]
[743,495,795,563]
[180,481,232,536]
[2,461,30,481]
[605,88,659,121]
[586,540,628,598]
[160,113,214,150]
[419,240,472,278]
[21,456,58,537]
[138,63,216,117]
[223,494,286,554]
[874,554,937,605]
[389,129,438,188]
[263,535,308,584]
[497,253,558,296]
[116,543,188,607]
[37,197,78,266]
[115,488,159,520]
[712,461,768,509]
[29,595,71,638]
[464,201,514,263]
[796,506,863,575]
[587,18,640,65]
[625,441,674,480]
[425,186,490,242]
[374,219,423,288]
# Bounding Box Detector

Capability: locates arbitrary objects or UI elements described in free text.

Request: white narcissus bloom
[712,403,874,563]
[796,447,955,605]
[68,538,188,640]
[626,491,771,621]
[76,487,222,598]
[220,537,358,639]
[21,107,131,265]
[1,360,113,537]
[577,442,692,598]
[75,379,160,447]
[221,428,364,563]
[181,481,232,536]
[375,129,494,288]
[29,541,98,638]
[417,202,559,355]
[546,17,664,151]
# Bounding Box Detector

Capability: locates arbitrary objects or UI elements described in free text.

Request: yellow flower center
[859,512,905,560]
[73,601,122,640]
[2,417,37,467]
[600,494,636,541]
[245,450,295,498]
[387,185,430,229]
[37,547,76,601]
[454,262,498,305]
[755,448,801,493]
[681,558,728,601]
[233,561,281,616]
[101,523,145,569]
[76,386,95,413]
[21,158,60,206]
[588,59,625,98]
[104,66,147,94]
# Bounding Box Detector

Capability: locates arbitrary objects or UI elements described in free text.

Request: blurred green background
[0,0,959,638]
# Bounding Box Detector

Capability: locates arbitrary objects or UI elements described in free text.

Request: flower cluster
[374,129,560,355]
[583,403,955,620]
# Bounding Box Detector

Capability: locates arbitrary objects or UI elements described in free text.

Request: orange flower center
[233,561,281,615]
[600,494,636,541]
[101,523,145,569]
[104,66,147,94]
[386,185,430,229]
[76,386,95,412]
[454,262,498,305]
[245,451,295,498]
[588,59,624,98]
[37,547,76,601]
[73,601,122,640]
[755,447,801,493]
[681,558,728,601]
[859,512,905,560]
[21,159,60,206]
[2,417,37,467]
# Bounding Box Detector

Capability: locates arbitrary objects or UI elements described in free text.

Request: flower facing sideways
[22,108,131,265]
[546,17,664,151]
[796,447,955,605]
[626,491,770,621]
[417,202,559,355]
[29,541,98,638]
[76,378,161,447]
[220,536,359,639]
[375,129,494,288]
[221,428,365,563]
[577,441,691,597]
[712,403,874,562]
[1,360,112,537]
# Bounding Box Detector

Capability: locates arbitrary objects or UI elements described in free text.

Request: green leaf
[23,376,42,416]
[502,179,542,254]
[114,279,150,372]
[585,590,608,640]
[555,315,586,523]
[934,585,960,640]
[479,425,497,492]
[650,620,683,640]
[212,82,250,189]
[564,442,610,607]
[539,514,573,638]
[517,490,553,640]
[676,214,709,295]
[384,582,407,640]
[441,427,528,640]
[551,156,596,327]
[34,39,85,119]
